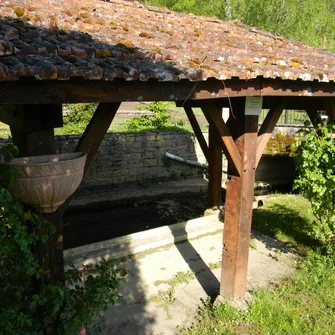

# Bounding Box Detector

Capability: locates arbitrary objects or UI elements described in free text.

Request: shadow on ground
[252,201,317,252]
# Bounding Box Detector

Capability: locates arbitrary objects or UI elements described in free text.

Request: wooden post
[208,123,222,208]
[221,101,259,299]
[323,98,335,124]
[9,104,65,283]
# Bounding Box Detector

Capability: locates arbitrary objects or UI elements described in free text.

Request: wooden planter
[5,152,86,213]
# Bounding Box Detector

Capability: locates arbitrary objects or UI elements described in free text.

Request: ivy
[0,144,130,334]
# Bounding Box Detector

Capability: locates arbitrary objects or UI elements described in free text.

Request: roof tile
[0,0,335,82]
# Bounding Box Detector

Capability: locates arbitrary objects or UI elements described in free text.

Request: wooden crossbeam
[180,96,324,111]
[183,106,209,161]
[255,102,285,167]
[2,79,335,105]
[75,102,121,175]
[201,103,242,176]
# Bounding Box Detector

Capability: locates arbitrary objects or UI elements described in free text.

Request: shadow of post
[168,225,220,301]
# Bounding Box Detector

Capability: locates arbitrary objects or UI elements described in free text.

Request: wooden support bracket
[58,102,121,217]
[75,102,121,175]
[201,102,242,176]
[183,106,209,161]
[255,102,284,167]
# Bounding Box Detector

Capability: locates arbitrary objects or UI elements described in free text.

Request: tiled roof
[0,0,335,82]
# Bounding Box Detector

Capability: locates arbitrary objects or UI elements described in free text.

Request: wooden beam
[184,106,209,161]
[255,102,285,167]
[58,102,121,217]
[179,96,324,111]
[208,123,222,208]
[75,102,121,175]
[202,102,242,176]
[1,79,335,105]
[221,109,259,300]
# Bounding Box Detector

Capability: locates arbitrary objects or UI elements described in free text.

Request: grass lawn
[180,195,335,335]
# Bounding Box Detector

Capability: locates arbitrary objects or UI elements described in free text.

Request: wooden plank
[221,111,259,300]
[75,102,121,174]
[255,102,284,167]
[1,79,335,105]
[202,103,242,176]
[208,123,222,208]
[184,106,209,161]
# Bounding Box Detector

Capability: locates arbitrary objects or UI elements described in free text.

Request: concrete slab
[101,230,296,335]
[67,215,296,335]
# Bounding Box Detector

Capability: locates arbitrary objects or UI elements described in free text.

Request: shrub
[0,144,129,334]
[293,125,335,249]
[126,102,171,131]
[61,103,97,134]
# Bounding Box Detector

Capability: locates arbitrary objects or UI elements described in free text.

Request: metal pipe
[165,152,208,168]
[164,152,228,173]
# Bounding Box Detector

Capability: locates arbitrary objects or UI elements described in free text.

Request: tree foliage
[147,0,335,51]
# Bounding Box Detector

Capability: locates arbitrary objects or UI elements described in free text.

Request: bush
[126,102,171,131]
[0,144,129,335]
[293,125,335,249]
[61,104,97,134]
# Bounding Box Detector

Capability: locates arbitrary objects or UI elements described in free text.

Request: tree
[147,0,335,51]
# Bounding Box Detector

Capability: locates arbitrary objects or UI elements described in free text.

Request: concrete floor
[72,214,296,335]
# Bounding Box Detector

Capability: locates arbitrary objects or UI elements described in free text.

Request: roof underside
[1,0,335,84]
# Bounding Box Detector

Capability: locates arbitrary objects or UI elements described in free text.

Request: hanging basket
[4,152,87,213]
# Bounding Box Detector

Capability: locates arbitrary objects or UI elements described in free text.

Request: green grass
[252,195,318,250]
[180,195,335,335]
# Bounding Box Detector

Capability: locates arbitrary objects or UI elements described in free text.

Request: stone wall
[0,132,208,190]
[0,126,300,191]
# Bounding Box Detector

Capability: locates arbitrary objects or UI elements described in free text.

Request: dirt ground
[63,193,209,249]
